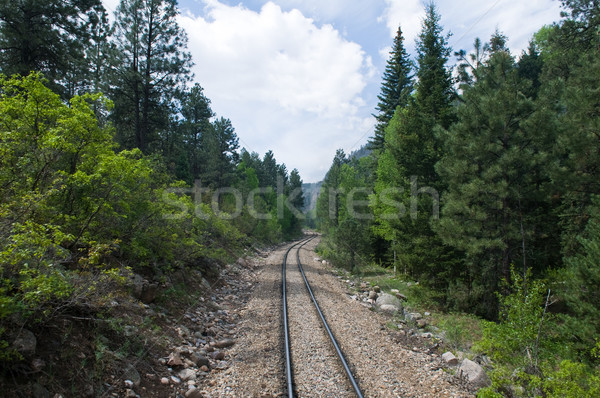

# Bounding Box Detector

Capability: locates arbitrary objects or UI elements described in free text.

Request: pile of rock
[441,352,491,389]
[346,282,432,336]
[341,277,491,391]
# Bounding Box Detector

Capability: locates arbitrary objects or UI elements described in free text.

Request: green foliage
[0,74,287,339]
[475,268,552,367]
[435,39,559,318]
[541,360,600,398]
[554,197,600,354]
[471,267,599,397]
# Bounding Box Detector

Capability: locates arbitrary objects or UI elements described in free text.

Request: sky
[102,0,564,183]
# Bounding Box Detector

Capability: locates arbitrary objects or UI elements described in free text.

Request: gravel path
[201,245,287,397]
[200,237,474,397]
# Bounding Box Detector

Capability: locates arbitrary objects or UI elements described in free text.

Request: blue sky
[103,0,564,182]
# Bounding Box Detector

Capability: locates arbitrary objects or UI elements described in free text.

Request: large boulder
[459,358,491,388]
[375,293,403,313]
[132,274,158,304]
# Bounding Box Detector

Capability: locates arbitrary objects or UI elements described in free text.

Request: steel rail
[282,235,313,398]
[295,239,364,398]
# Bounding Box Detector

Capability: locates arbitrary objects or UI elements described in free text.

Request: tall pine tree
[371,2,456,287]
[0,0,104,97]
[435,35,557,318]
[368,26,413,151]
[110,0,192,153]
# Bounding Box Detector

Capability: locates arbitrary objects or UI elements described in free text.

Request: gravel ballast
[200,237,474,397]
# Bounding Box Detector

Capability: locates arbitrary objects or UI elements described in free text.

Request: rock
[191,353,210,368]
[178,368,196,381]
[170,375,182,384]
[123,366,141,387]
[368,291,378,300]
[373,285,381,293]
[124,380,134,388]
[125,389,137,398]
[13,329,37,357]
[167,352,184,367]
[132,274,158,304]
[405,312,423,322]
[390,289,399,294]
[31,358,46,372]
[160,377,170,385]
[424,311,431,316]
[214,338,235,348]
[442,352,459,366]
[380,304,400,315]
[459,358,491,388]
[211,351,225,360]
[416,319,427,328]
[375,293,403,312]
[185,388,205,398]
[395,292,407,301]
[31,383,50,398]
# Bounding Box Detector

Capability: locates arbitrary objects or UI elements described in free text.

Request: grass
[433,312,483,352]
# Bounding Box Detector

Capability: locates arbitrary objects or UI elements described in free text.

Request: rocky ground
[4,236,482,397]
[187,237,476,397]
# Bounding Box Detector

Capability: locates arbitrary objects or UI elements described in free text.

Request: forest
[1,0,600,396]
[0,0,304,377]
[316,0,600,396]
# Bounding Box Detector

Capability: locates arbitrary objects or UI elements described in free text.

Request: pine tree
[414,2,455,133]
[110,0,193,153]
[174,83,214,183]
[368,26,413,151]
[559,196,600,353]
[199,117,240,189]
[0,0,104,97]
[370,3,455,287]
[435,36,557,318]
[316,149,346,230]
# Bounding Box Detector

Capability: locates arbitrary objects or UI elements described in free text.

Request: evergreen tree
[110,0,192,153]
[517,41,544,98]
[553,52,600,255]
[260,150,279,188]
[559,196,600,355]
[199,117,240,189]
[370,2,455,287]
[368,26,413,151]
[414,2,455,133]
[316,149,346,230]
[288,169,305,211]
[172,83,214,183]
[0,0,104,97]
[435,36,557,318]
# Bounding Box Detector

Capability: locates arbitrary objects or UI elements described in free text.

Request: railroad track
[282,235,364,398]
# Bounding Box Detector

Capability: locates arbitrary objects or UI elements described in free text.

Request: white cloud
[379,0,424,52]
[178,1,375,181]
[379,0,562,55]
